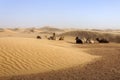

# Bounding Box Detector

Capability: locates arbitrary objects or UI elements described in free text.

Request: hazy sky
[0,0,120,29]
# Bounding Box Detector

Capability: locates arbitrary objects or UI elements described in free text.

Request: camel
[75,37,83,44]
[59,36,64,40]
[81,37,87,44]
[48,36,56,40]
[86,38,95,44]
[75,37,95,44]
[48,33,56,40]
[96,38,109,43]
[36,36,41,39]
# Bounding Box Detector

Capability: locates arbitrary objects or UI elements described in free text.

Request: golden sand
[0,37,97,77]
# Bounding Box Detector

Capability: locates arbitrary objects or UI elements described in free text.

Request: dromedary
[59,36,64,40]
[86,38,95,44]
[75,37,83,44]
[36,36,41,39]
[96,38,109,43]
[81,37,87,44]
[48,33,56,40]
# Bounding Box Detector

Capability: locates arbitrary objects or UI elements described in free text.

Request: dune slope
[0,37,98,77]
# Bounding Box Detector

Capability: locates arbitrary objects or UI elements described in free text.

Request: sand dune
[0,28,119,80]
[2,29,17,33]
[0,37,98,77]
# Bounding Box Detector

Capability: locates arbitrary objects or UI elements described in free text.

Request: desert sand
[0,37,98,77]
[0,28,120,80]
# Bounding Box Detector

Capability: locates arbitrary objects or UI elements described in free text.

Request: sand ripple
[0,37,97,77]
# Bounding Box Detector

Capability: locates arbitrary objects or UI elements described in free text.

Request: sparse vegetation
[0,28,4,32]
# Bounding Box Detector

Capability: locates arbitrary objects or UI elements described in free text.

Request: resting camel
[48,33,56,40]
[82,37,87,44]
[59,36,64,40]
[75,37,83,44]
[96,38,109,43]
[36,36,41,39]
[86,38,95,44]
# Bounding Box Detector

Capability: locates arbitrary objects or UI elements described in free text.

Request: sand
[0,28,119,80]
[0,37,98,77]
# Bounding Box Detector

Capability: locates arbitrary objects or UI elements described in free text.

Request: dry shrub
[0,28,4,32]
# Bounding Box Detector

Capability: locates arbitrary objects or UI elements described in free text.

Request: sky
[0,0,120,29]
